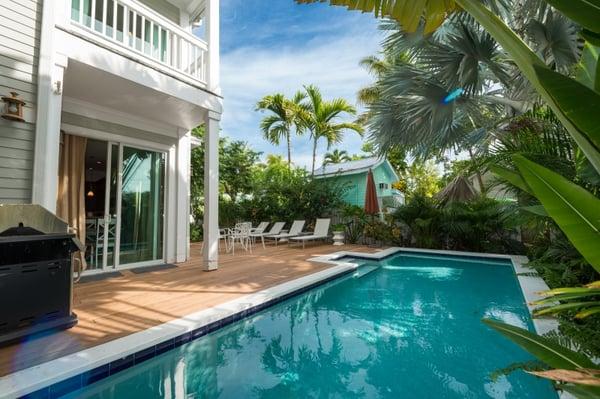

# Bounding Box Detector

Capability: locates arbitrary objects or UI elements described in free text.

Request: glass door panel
[119,146,165,265]
[101,143,119,268]
[83,139,109,271]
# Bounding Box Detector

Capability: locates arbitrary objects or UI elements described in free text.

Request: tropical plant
[190,126,261,238]
[242,157,347,225]
[395,160,442,200]
[296,0,600,392]
[256,91,307,168]
[302,85,364,175]
[340,204,367,244]
[392,195,442,248]
[323,149,352,165]
[390,195,520,252]
[483,319,600,397]
[355,21,513,159]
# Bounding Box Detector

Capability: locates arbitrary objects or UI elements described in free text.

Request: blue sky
[220,0,382,169]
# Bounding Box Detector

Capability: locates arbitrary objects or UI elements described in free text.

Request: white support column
[32,0,66,211]
[205,0,220,94]
[203,111,220,271]
[165,145,178,263]
[32,38,68,211]
[179,9,191,31]
[176,129,191,263]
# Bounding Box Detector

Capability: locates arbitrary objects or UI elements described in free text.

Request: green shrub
[340,205,367,244]
[388,195,522,253]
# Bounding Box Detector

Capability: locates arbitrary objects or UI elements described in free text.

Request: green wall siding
[321,162,398,207]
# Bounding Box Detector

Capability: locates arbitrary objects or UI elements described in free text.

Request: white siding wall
[0,0,42,203]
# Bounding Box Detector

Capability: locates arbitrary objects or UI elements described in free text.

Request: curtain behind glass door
[119,147,165,265]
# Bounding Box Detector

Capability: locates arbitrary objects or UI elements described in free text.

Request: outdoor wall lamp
[1,92,26,122]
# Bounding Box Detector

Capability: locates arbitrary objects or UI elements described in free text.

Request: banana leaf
[482,318,597,370]
[576,43,599,91]
[513,155,600,271]
[521,205,548,217]
[543,0,600,33]
[294,0,457,33]
[582,30,600,47]
[488,165,532,194]
[528,369,600,386]
[534,66,600,153]
[533,302,600,316]
[560,383,600,398]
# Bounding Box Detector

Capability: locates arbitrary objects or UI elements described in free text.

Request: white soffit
[64,60,206,130]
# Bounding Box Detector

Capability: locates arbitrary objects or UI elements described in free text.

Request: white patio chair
[265,220,306,246]
[289,218,331,249]
[95,218,116,267]
[229,222,253,255]
[200,228,231,254]
[250,222,285,249]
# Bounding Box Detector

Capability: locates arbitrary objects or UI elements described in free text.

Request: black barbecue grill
[0,205,81,346]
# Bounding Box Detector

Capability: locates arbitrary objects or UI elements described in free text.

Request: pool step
[353,265,379,278]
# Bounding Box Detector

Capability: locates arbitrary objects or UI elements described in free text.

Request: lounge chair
[251,222,285,249]
[251,221,269,234]
[289,218,331,249]
[265,220,306,246]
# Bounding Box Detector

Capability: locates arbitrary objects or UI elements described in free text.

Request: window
[379,183,389,190]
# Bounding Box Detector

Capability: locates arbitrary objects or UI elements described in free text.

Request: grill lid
[0,204,84,250]
[0,222,44,236]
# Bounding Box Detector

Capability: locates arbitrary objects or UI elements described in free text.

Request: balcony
[67,0,208,86]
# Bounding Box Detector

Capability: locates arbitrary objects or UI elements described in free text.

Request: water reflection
[70,256,556,399]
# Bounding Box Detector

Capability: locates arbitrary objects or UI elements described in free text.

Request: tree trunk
[287,132,292,170]
[311,137,318,176]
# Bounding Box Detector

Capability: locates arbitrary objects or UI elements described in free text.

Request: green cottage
[313,157,405,210]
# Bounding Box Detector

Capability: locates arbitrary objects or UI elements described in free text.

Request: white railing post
[205,0,220,93]
[102,0,107,34]
[67,0,209,85]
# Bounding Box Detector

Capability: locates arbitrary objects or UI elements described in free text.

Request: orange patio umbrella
[364,169,380,215]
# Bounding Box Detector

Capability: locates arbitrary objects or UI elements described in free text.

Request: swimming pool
[64,252,556,398]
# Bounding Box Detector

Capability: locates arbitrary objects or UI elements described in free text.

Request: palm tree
[359,19,514,159]
[302,85,363,175]
[323,149,352,165]
[356,13,578,190]
[256,91,307,168]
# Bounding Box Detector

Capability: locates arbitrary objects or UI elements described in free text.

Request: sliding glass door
[77,138,165,272]
[118,146,165,265]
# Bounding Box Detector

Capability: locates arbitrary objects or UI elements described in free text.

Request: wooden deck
[0,242,378,377]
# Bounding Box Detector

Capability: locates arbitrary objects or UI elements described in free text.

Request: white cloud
[220,28,383,169]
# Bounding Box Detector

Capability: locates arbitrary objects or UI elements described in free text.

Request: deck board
[0,242,379,377]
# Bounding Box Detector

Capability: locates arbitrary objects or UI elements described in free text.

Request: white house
[0,0,221,273]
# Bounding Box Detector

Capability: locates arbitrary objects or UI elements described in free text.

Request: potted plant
[332,223,345,246]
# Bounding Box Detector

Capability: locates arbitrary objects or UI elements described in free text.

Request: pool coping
[1,246,563,398]
[0,262,362,398]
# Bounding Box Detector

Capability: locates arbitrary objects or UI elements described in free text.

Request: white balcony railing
[69,0,208,84]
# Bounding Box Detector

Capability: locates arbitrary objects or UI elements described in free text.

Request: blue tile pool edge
[9,267,357,399]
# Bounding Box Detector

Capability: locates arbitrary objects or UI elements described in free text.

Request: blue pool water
[66,252,556,398]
